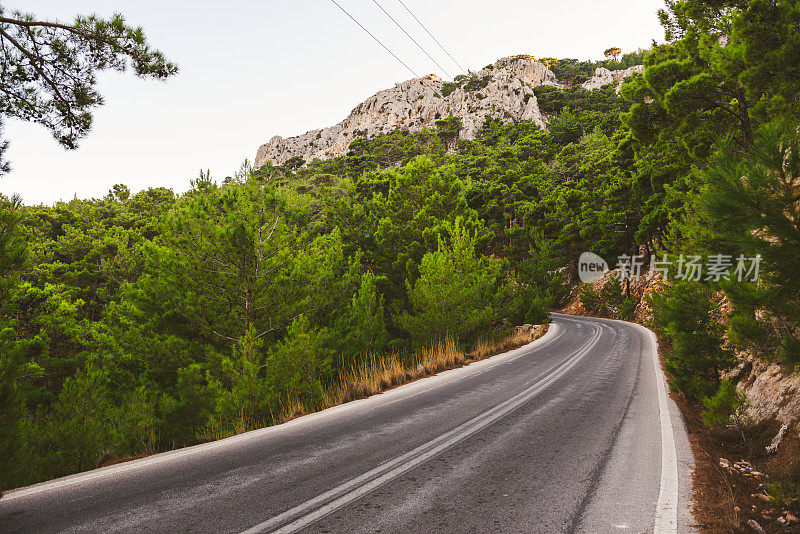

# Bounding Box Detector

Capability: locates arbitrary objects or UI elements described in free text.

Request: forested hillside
[2,0,800,503]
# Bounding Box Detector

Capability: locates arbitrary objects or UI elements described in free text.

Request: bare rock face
[255,75,450,168]
[493,55,560,87]
[736,355,800,426]
[581,65,644,91]
[254,57,638,169]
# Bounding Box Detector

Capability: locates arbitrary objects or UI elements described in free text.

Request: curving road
[0,314,695,533]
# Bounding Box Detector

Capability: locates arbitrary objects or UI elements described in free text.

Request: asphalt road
[0,314,695,533]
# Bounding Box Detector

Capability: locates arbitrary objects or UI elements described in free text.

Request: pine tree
[0,7,177,172]
[701,121,800,364]
[398,220,503,347]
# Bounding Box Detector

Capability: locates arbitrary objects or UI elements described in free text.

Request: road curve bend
[0,314,695,533]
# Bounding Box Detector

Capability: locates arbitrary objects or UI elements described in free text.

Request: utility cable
[396,0,467,75]
[330,0,419,78]
[371,0,451,79]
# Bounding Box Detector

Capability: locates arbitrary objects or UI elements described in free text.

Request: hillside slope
[254,56,641,168]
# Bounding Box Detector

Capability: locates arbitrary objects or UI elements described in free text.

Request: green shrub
[441,82,459,97]
[649,281,734,399]
[619,297,636,321]
[525,293,553,325]
[777,335,800,367]
[601,277,624,310]
[764,481,800,506]
[701,380,748,429]
[266,316,331,409]
[726,310,772,355]
[464,75,490,92]
[579,284,600,312]
[337,273,389,363]
[545,58,596,85]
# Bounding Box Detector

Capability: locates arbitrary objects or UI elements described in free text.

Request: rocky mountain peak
[254,56,640,169]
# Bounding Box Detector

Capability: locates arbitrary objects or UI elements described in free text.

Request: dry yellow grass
[204,408,269,441]
[111,327,549,466]
[280,326,548,423]
[277,397,309,425]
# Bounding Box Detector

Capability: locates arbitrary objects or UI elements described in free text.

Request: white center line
[240,322,603,534]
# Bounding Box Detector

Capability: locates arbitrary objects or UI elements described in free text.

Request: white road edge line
[643,324,679,533]
[240,322,603,534]
[543,314,681,533]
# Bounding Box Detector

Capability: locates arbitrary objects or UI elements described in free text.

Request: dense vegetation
[636,0,800,392]
[2,0,799,495]
[0,60,635,488]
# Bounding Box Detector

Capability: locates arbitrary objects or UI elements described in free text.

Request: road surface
[0,314,695,533]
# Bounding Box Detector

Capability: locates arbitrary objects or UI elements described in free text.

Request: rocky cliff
[581,65,644,91]
[254,56,640,168]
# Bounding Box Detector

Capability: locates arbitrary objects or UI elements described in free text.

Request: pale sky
[1,0,667,205]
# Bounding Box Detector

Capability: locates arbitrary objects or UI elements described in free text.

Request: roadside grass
[203,411,270,444]
[276,328,546,424]
[101,327,547,468]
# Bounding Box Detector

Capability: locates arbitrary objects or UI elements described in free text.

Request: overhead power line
[330,0,419,79]
[396,0,467,75]
[371,0,451,79]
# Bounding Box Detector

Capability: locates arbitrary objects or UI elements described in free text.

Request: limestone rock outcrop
[581,65,645,91]
[735,355,800,426]
[254,56,640,168]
